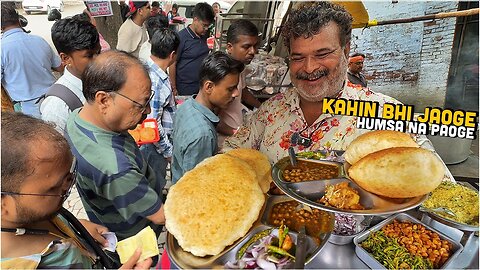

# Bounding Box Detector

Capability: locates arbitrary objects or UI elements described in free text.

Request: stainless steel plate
[421,182,479,232]
[353,213,464,269]
[166,195,333,268]
[272,157,428,216]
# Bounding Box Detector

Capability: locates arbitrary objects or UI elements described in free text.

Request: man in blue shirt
[169,2,214,96]
[1,2,63,117]
[171,51,244,183]
[143,28,180,189]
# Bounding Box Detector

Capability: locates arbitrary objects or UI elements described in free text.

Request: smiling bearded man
[224,1,401,163]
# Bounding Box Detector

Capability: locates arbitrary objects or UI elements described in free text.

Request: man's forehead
[235,35,259,44]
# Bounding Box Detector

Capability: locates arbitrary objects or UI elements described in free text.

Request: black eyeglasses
[112,91,155,114]
[1,158,77,202]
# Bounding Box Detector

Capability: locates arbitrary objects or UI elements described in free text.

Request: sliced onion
[256,257,276,270]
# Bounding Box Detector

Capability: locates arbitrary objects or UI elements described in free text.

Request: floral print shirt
[224,83,399,163]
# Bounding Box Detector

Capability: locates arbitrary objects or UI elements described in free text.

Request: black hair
[151,28,180,59]
[51,18,99,55]
[199,51,244,87]
[193,2,215,24]
[172,3,178,10]
[1,112,70,193]
[83,50,148,102]
[282,1,352,51]
[47,8,62,21]
[71,11,90,22]
[350,52,366,58]
[145,15,169,40]
[226,19,259,44]
[212,2,220,8]
[1,2,20,29]
[152,1,160,8]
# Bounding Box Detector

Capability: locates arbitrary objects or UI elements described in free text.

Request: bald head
[82,50,149,102]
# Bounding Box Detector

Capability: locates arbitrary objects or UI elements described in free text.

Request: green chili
[267,245,295,259]
[236,228,273,260]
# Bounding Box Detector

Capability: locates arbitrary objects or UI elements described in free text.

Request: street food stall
[162,2,478,269]
[164,131,478,269]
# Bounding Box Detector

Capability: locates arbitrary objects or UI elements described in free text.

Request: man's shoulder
[2,30,48,47]
[118,18,135,33]
[177,28,190,40]
[0,215,92,269]
[342,85,401,104]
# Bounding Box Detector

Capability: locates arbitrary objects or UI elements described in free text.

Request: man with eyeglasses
[1,112,153,269]
[169,2,215,97]
[65,50,166,242]
[224,2,399,163]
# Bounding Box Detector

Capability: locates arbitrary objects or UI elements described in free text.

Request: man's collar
[147,57,168,80]
[2,27,23,38]
[190,96,219,123]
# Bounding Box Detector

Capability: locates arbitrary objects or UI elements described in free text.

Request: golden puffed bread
[344,130,419,164]
[128,129,141,142]
[139,127,156,141]
[164,154,265,257]
[348,147,445,198]
[225,148,272,193]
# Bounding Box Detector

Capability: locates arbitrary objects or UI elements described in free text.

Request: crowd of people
[1,1,382,269]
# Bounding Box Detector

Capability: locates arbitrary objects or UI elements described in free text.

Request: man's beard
[14,200,60,225]
[293,55,348,102]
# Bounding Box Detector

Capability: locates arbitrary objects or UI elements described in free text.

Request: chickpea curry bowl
[282,159,343,183]
[262,196,334,244]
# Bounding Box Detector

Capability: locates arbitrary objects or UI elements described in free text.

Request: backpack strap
[44,84,83,111]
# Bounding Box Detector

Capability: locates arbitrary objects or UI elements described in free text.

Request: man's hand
[119,248,153,270]
[79,219,108,247]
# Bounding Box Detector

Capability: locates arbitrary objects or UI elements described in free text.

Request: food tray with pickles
[166,195,334,268]
[353,213,463,269]
[272,155,428,216]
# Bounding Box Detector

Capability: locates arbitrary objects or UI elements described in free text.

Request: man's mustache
[296,69,329,80]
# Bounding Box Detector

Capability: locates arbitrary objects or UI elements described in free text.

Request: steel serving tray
[353,213,463,269]
[420,181,479,232]
[272,157,427,216]
[166,195,333,268]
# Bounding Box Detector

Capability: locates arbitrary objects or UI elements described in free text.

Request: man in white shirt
[40,18,101,134]
[117,1,150,58]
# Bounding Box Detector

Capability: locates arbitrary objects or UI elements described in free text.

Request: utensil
[295,203,313,214]
[419,206,456,217]
[294,225,307,269]
[360,216,374,227]
[288,146,298,167]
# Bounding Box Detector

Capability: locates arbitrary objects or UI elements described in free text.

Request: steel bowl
[328,226,367,245]
[328,215,367,246]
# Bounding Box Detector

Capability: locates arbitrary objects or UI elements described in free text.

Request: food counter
[166,132,479,269]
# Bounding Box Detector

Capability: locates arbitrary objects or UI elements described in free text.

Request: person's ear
[60,52,71,67]
[95,91,112,114]
[169,51,176,62]
[1,195,16,221]
[203,81,214,95]
[344,41,351,59]
[226,42,233,54]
